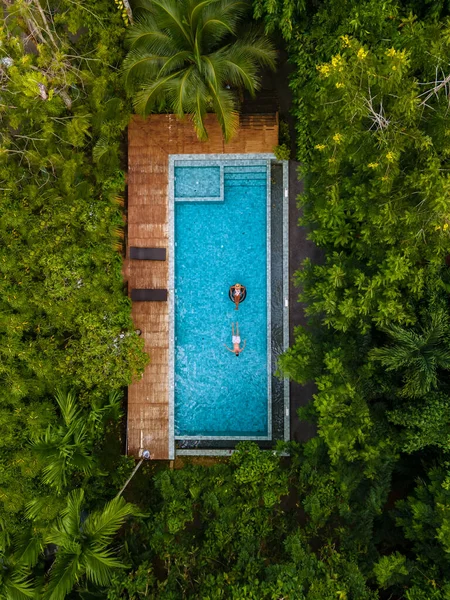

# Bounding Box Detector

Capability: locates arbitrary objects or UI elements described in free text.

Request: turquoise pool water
[174,162,269,437]
[174,165,221,199]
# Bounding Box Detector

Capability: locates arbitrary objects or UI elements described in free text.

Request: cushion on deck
[131,289,168,302]
[130,247,166,260]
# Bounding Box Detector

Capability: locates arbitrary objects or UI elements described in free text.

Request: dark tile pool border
[168,155,289,457]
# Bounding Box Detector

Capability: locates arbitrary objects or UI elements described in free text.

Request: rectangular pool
[170,158,271,439]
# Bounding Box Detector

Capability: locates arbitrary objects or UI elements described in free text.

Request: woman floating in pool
[229,283,246,310]
[225,322,246,357]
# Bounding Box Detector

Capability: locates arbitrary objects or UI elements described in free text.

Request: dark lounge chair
[131,289,168,302]
[130,247,166,260]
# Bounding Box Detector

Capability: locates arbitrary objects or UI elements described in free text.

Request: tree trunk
[122,0,133,24]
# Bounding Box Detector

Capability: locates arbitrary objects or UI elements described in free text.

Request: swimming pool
[170,157,271,440]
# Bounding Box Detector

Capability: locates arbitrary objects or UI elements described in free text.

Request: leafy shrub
[273,143,291,160]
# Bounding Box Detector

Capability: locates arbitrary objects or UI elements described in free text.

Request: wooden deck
[124,113,278,460]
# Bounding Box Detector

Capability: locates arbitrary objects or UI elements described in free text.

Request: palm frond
[151,0,192,47]
[209,86,238,142]
[41,456,68,491]
[218,32,276,93]
[124,13,160,48]
[83,496,137,546]
[57,489,84,540]
[68,450,94,476]
[30,392,94,493]
[44,552,81,600]
[188,86,209,140]
[92,135,113,164]
[55,389,79,427]
[2,571,35,600]
[122,48,169,91]
[222,56,259,95]
[230,30,277,69]
[106,391,122,420]
[158,50,192,77]
[189,0,215,28]
[170,65,196,116]
[134,71,183,114]
[0,519,11,552]
[25,496,57,522]
[89,391,123,431]
[201,54,221,92]
[13,530,42,568]
[30,426,59,454]
[201,0,249,48]
[83,547,126,587]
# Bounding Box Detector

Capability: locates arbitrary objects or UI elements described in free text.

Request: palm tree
[44,489,137,600]
[0,553,35,600]
[0,556,34,600]
[370,311,450,398]
[122,0,276,141]
[0,524,37,600]
[30,389,122,493]
[30,389,94,492]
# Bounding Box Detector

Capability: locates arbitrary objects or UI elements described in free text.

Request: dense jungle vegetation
[1,0,450,598]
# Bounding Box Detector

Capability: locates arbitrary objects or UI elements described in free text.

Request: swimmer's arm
[224,344,234,352]
[241,340,246,351]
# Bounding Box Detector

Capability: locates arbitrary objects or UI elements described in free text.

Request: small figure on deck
[225,322,246,357]
[229,283,246,310]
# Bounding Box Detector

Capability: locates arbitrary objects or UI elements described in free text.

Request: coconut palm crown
[122,0,276,141]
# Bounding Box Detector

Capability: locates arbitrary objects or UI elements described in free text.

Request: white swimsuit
[232,336,241,344]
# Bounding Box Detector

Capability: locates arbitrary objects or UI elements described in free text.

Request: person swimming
[224,322,246,357]
[229,283,246,310]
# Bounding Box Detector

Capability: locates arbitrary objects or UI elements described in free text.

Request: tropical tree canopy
[44,489,137,600]
[30,390,95,493]
[0,549,35,600]
[122,0,276,141]
[370,312,450,398]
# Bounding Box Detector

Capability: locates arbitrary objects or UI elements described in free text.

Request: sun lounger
[131,289,168,302]
[129,247,166,260]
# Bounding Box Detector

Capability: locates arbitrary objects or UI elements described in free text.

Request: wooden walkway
[124,113,278,460]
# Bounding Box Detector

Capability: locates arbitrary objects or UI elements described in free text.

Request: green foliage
[4,0,450,598]
[394,465,450,595]
[254,0,450,598]
[0,542,35,600]
[370,310,450,398]
[123,0,276,141]
[29,389,122,493]
[0,7,148,598]
[253,0,306,40]
[44,488,137,600]
[107,443,377,600]
[388,392,450,452]
[273,143,291,160]
[373,552,408,588]
[295,34,450,331]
